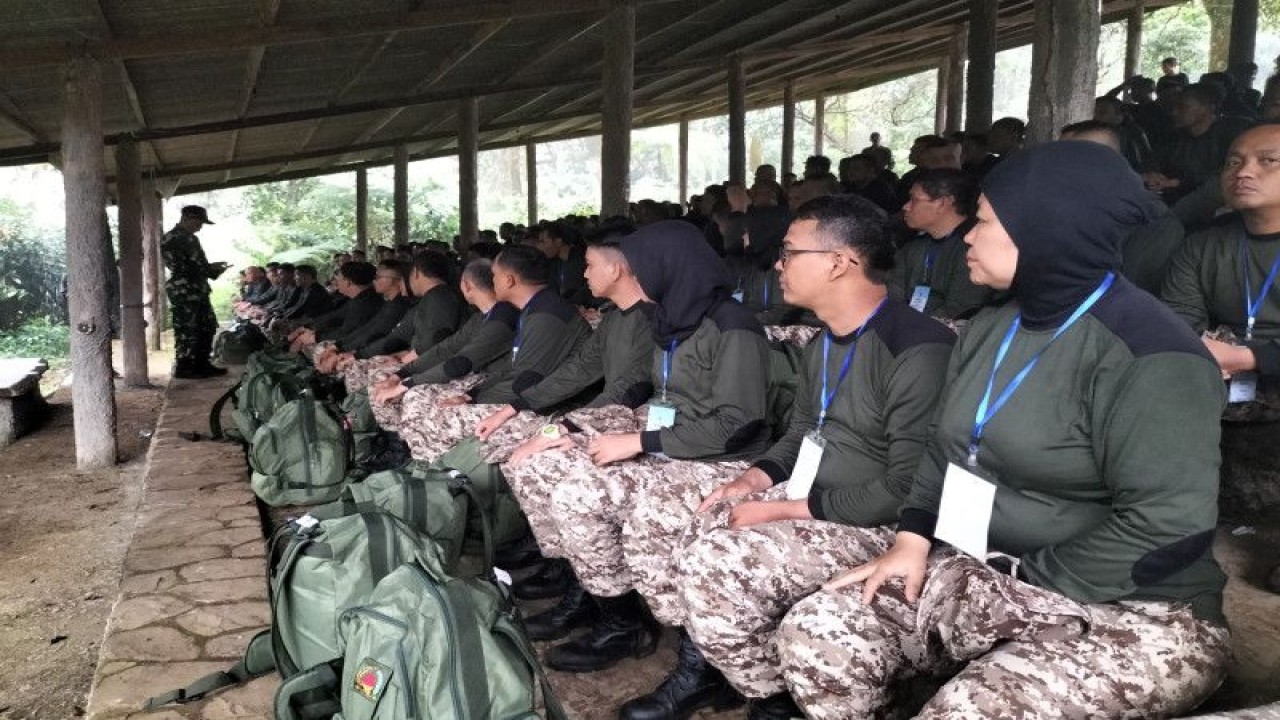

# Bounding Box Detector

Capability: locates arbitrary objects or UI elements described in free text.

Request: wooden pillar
[458,97,480,249]
[1027,0,1100,145]
[62,56,117,469]
[526,143,538,226]
[966,0,998,131]
[1125,0,1146,80]
[678,119,689,205]
[355,168,369,253]
[935,59,950,135]
[141,181,163,351]
[813,93,826,157]
[600,0,636,218]
[393,145,409,245]
[781,82,796,178]
[114,139,148,387]
[727,54,747,185]
[1229,0,1259,72]
[946,28,967,133]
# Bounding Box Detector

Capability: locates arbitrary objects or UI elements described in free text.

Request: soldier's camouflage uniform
[342,356,403,396]
[161,225,221,363]
[395,376,490,462]
[775,552,1231,720]
[763,324,822,347]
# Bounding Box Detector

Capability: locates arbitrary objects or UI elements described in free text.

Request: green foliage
[0,198,66,332]
[0,317,69,363]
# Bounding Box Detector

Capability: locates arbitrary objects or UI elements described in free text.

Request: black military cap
[181,205,215,224]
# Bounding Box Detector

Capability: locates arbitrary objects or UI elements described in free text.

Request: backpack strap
[446,472,494,570]
[494,620,569,720]
[142,629,275,708]
[272,659,343,720]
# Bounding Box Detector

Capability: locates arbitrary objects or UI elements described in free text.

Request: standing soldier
[162,205,228,378]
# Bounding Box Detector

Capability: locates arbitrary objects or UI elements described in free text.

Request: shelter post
[458,96,480,250]
[62,55,118,469]
[935,58,950,134]
[600,0,636,219]
[782,81,796,178]
[1125,0,1145,80]
[114,138,148,387]
[727,54,746,186]
[1228,0,1259,73]
[393,144,409,245]
[526,143,538,227]
[678,118,689,206]
[355,168,368,253]
[966,0,997,131]
[946,27,967,132]
[1026,0,1100,145]
[813,92,826,157]
[141,183,163,351]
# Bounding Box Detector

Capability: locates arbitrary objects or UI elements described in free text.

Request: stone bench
[0,357,50,448]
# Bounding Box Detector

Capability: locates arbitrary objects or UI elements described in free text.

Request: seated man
[261,263,299,317]
[892,168,992,320]
[276,264,333,322]
[504,221,773,684]
[287,261,383,354]
[623,196,955,719]
[314,260,412,372]
[534,221,592,307]
[236,266,270,304]
[326,252,469,373]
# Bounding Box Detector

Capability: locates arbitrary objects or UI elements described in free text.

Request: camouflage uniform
[161,226,220,363]
[675,513,894,698]
[342,357,403,396]
[763,324,822,347]
[775,552,1231,720]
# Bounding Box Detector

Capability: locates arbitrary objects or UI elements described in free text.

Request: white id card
[1229,372,1258,403]
[786,431,826,500]
[732,290,745,303]
[909,285,931,312]
[935,462,997,560]
[646,402,677,431]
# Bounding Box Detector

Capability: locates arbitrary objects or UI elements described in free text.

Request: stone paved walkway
[86,374,276,720]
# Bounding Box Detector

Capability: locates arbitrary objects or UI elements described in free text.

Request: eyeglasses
[777,248,857,267]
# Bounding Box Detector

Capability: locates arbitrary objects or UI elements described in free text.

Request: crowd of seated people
[221,55,1280,718]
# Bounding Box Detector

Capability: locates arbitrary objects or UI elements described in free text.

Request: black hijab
[983,140,1159,329]
[621,220,734,345]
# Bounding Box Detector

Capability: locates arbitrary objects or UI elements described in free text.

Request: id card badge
[732,289,745,303]
[786,431,826,500]
[646,402,677,431]
[934,462,997,559]
[909,285,931,312]
[1229,371,1258,403]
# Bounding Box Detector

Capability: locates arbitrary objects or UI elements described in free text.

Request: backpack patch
[352,658,392,702]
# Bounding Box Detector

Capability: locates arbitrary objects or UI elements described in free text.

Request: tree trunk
[1026,0,1100,145]
[62,56,118,469]
[114,139,149,387]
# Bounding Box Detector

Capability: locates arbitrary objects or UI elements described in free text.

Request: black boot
[197,359,229,376]
[524,577,597,642]
[747,691,804,720]
[545,592,660,673]
[495,534,544,570]
[513,558,572,601]
[618,630,743,720]
[172,359,205,379]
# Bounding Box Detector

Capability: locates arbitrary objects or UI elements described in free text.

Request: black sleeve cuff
[620,382,655,409]
[752,459,789,486]
[807,490,828,521]
[1246,340,1280,377]
[442,355,473,379]
[401,376,417,388]
[509,396,532,411]
[511,371,544,395]
[640,430,664,454]
[897,508,938,540]
[395,366,412,379]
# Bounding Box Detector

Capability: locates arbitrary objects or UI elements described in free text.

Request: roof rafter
[225,0,285,182]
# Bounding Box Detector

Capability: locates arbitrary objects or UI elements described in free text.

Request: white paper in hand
[934,462,996,559]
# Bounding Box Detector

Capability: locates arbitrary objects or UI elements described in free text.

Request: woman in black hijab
[775,142,1231,719]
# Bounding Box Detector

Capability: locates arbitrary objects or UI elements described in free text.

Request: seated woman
[776,141,1230,719]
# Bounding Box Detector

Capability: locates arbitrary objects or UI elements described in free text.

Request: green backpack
[231,349,314,439]
[274,556,567,720]
[212,320,268,367]
[249,393,355,507]
[309,462,472,573]
[340,390,381,466]
[433,436,529,553]
[144,512,443,709]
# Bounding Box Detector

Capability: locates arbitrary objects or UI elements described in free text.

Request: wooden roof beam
[0,87,44,143]
[225,0,282,182]
[1,0,678,71]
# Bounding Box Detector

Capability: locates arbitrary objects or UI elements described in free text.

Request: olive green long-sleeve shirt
[312,288,384,343]
[900,280,1227,624]
[639,302,773,461]
[397,303,519,387]
[357,285,470,359]
[472,289,591,405]
[752,300,954,527]
[510,303,654,412]
[889,220,991,320]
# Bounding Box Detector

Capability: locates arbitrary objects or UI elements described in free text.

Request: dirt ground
[0,352,165,720]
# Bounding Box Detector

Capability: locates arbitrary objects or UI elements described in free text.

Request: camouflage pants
[503,433,593,559]
[619,459,751,625]
[776,553,1231,720]
[342,357,403,395]
[678,520,894,698]
[167,290,218,362]
[394,375,488,461]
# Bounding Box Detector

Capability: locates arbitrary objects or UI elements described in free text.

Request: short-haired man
[278,264,333,321]
[535,221,592,306]
[1093,96,1152,171]
[893,168,991,320]
[161,205,229,378]
[237,266,270,304]
[640,195,955,719]
[861,132,894,172]
[288,261,383,354]
[1145,83,1253,202]
[314,260,413,372]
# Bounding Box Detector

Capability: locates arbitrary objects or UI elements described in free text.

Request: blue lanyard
[923,246,940,285]
[763,276,771,306]
[818,298,886,428]
[660,340,678,401]
[513,292,541,358]
[967,273,1116,467]
[1240,236,1280,341]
